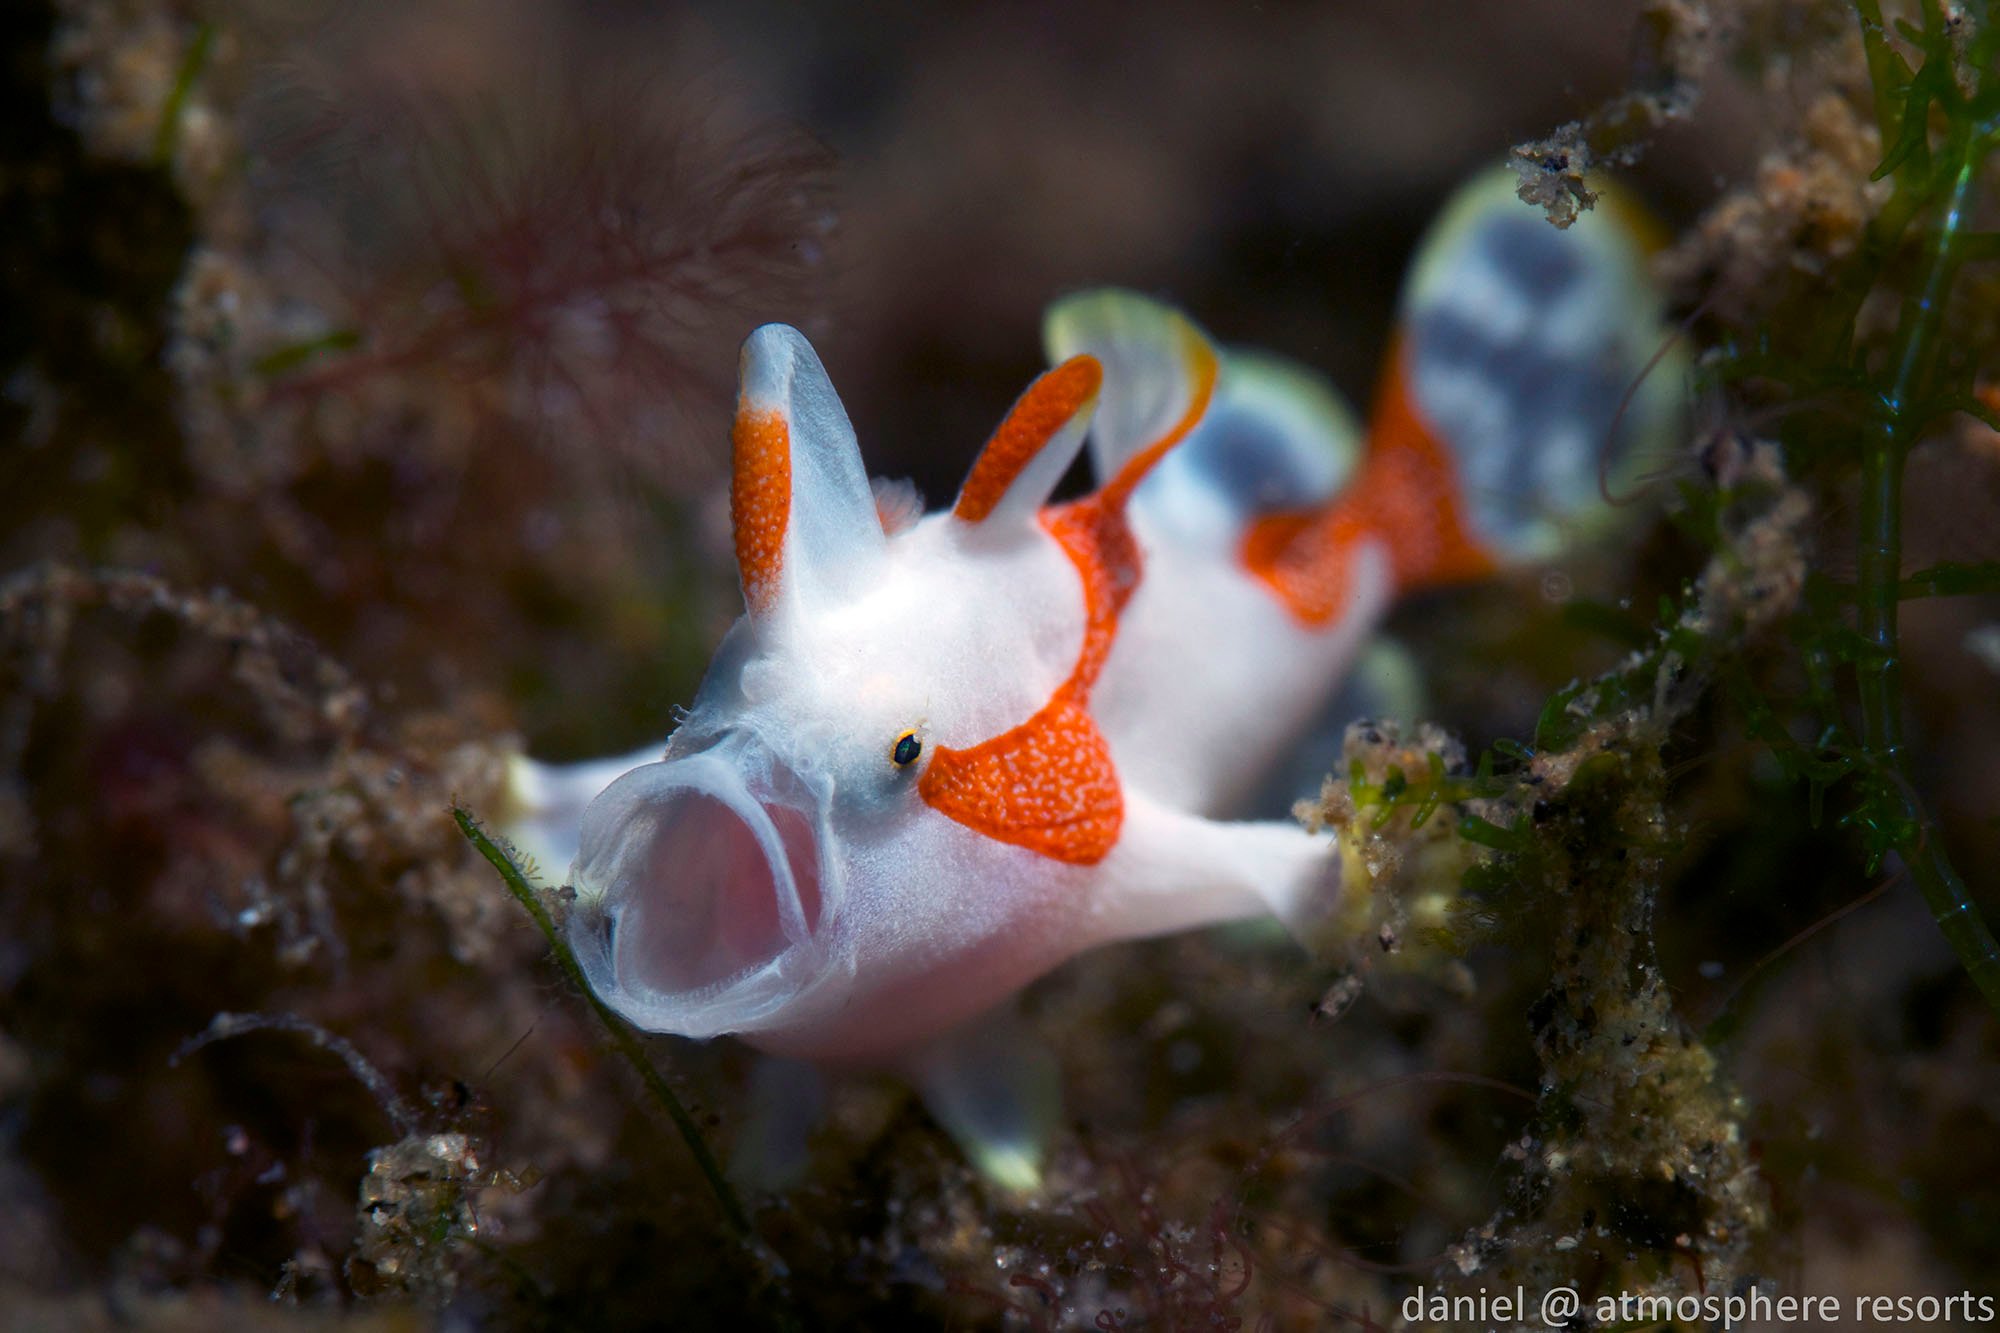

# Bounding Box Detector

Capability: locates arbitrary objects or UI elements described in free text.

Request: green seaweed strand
[453,807,753,1237]
[1851,1,2000,1014]
[152,21,215,167]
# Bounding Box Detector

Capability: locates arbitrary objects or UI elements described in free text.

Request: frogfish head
[567,323,1107,1063]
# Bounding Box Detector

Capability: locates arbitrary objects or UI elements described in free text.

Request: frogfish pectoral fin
[899,1003,1061,1194]
[730,1055,829,1193]
[500,739,668,877]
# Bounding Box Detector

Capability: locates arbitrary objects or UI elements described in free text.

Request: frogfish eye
[891,730,922,767]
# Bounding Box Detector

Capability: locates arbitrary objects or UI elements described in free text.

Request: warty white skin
[562,357,1359,1065]
[1098,507,1392,817]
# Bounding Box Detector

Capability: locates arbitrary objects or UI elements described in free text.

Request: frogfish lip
[565,735,834,1039]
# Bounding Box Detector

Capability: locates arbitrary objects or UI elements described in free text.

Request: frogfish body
[506,170,1679,1183]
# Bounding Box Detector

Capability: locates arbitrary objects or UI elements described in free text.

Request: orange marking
[954,355,1103,523]
[1040,494,1141,691]
[1242,341,1495,626]
[921,332,1218,863]
[731,407,791,614]
[1977,380,2000,421]
[922,495,1134,864]
[1241,506,1366,626]
[917,693,1121,863]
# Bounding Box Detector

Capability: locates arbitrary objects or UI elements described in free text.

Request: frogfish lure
[505,170,1680,1187]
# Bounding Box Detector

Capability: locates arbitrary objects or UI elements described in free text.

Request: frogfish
[504,170,1679,1187]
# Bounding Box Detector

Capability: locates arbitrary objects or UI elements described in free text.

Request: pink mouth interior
[617,792,823,994]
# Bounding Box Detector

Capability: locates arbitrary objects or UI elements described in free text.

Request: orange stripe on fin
[1041,494,1140,691]
[732,407,791,615]
[1241,341,1495,626]
[954,355,1103,523]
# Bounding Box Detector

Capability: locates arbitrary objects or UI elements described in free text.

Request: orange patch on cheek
[915,500,1135,864]
[918,692,1122,865]
[913,456,1149,864]
[732,407,791,613]
[954,355,1103,523]
[918,330,1218,862]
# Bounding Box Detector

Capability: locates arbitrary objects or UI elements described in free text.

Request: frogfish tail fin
[1360,167,1685,592]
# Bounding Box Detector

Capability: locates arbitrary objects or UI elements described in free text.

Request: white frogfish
[505,170,1679,1187]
